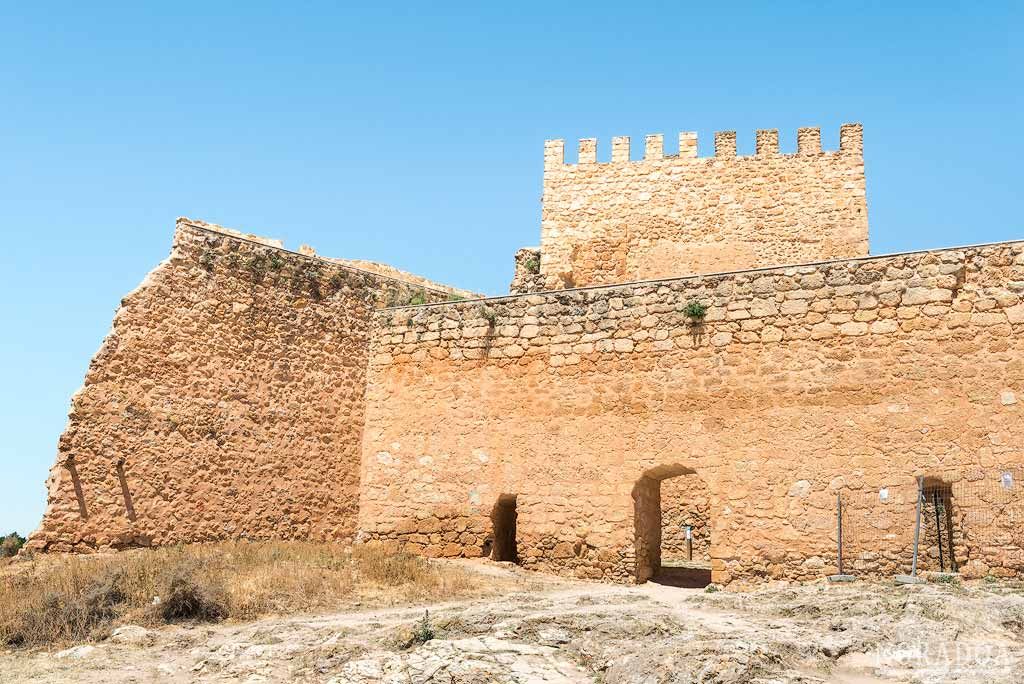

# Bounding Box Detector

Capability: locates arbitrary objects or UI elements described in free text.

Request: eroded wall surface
[540,124,868,289]
[360,242,1024,585]
[29,219,461,552]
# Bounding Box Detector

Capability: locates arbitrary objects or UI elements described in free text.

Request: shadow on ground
[650,565,712,588]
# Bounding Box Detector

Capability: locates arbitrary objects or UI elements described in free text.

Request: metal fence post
[944,490,958,573]
[829,492,855,582]
[911,476,924,577]
[896,476,927,585]
[837,493,844,576]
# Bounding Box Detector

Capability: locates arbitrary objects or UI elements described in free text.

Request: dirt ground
[2,560,1023,684]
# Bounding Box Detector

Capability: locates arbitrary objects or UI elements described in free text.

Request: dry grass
[0,542,490,648]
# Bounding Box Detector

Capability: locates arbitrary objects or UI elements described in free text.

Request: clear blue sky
[1,2,1021,537]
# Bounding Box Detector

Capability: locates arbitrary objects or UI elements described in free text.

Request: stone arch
[632,463,712,585]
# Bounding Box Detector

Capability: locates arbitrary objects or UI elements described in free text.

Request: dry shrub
[0,534,25,559]
[0,563,127,646]
[158,562,228,622]
[0,541,489,648]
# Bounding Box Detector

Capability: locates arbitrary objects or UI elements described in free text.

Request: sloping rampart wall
[29,219,460,551]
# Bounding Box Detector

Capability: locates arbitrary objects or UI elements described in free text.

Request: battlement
[544,123,863,168]
[540,122,869,288]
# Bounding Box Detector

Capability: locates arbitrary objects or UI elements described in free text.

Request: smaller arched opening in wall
[633,464,712,587]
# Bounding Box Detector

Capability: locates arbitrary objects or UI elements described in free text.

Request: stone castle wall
[29,219,463,552]
[539,124,868,289]
[509,247,544,295]
[359,241,1024,585]
[660,474,711,563]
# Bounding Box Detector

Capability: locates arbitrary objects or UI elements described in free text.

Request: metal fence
[836,467,1024,578]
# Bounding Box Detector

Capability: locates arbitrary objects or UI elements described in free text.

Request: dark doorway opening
[491,494,518,563]
[921,478,959,573]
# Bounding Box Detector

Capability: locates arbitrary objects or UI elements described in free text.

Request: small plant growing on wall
[481,306,498,326]
[303,265,323,300]
[225,253,241,269]
[247,254,268,281]
[269,253,285,271]
[407,290,427,306]
[525,256,540,274]
[683,300,708,321]
[199,251,216,271]
[328,272,345,293]
[447,293,467,302]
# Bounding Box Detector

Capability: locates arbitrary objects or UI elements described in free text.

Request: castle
[29,124,1024,587]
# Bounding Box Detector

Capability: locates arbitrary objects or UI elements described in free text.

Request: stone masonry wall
[360,241,1024,586]
[509,247,544,295]
[29,219,463,552]
[540,124,868,289]
[660,474,711,563]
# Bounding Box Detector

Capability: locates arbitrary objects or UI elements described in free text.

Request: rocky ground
[2,560,1023,683]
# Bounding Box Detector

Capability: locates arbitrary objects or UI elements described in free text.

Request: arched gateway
[633,464,713,586]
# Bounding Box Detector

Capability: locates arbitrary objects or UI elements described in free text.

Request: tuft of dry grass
[0,541,490,648]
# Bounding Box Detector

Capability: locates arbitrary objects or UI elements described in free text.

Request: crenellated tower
[530,123,868,290]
